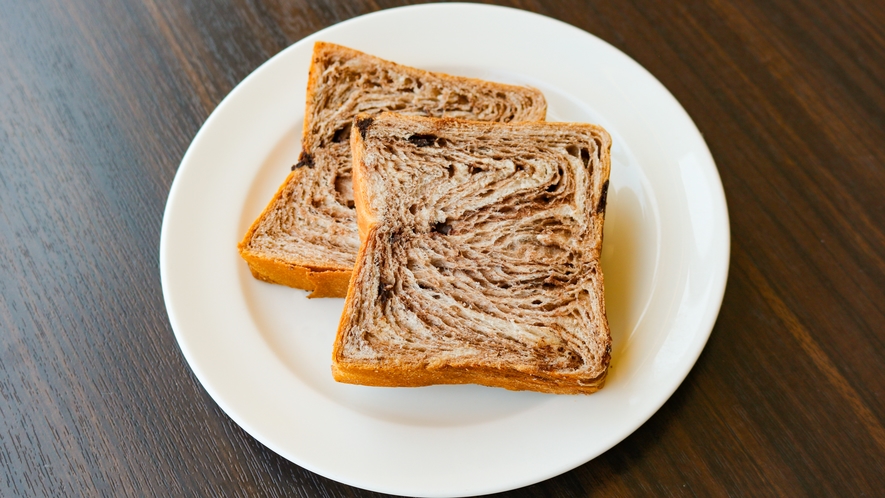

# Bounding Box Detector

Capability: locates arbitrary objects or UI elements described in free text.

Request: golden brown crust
[238,250,352,298]
[306,270,351,298]
[349,117,377,243]
[331,362,605,395]
[240,251,315,289]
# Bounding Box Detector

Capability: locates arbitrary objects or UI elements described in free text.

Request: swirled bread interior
[334,113,612,394]
[238,42,547,297]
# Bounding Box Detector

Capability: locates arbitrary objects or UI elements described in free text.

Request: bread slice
[238,42,547,297]
[333,113,612,394]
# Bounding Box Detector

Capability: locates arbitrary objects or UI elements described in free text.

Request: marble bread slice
[334,113,612,394]
[238,42,547,297]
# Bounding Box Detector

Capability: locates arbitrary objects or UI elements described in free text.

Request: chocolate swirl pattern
[239,43,546,297]
[334,114,612,394]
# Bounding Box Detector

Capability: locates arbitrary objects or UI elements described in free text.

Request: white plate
[160,4,729,497]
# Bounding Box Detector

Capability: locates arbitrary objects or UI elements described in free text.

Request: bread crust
[334,113,612,394]
[239,251,351,298]
[349,119,377,243]
[238,42,547,298]
[330,361,605,394]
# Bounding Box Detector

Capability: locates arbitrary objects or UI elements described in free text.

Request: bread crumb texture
[335,114,612,394]
[239,43,547,296]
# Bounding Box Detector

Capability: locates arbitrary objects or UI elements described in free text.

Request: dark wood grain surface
[2,0,884,495]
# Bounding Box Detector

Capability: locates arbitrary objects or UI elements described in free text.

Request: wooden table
[2,0,883,495]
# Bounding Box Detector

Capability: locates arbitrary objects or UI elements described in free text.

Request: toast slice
[334,113,612,394]
[238,42,547,297]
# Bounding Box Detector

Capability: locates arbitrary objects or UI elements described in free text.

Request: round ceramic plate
[160,4,729,497]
